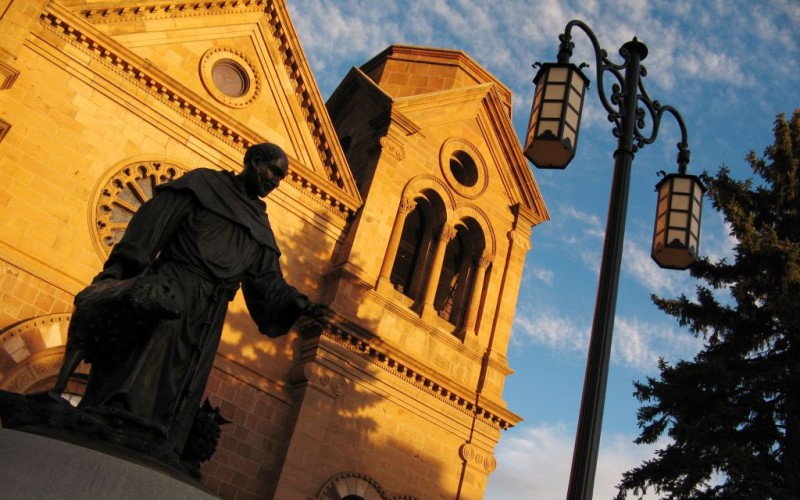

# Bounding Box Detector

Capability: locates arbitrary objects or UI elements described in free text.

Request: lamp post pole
[524,20,701,498]
[566,38,646,500]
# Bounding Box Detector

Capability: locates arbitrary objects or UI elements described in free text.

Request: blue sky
[285,1,800,497]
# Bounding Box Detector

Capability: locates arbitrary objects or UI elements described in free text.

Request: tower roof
[360,44,513,117]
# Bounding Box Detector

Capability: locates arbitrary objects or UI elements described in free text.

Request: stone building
[0,1,548,498]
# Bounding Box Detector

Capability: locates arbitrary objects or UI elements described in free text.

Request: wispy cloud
[486,423,664,499]
[514,307,589,352]
[529,265,555,285]
[614,316,703,370]
[622,239,685,295]
[513,308,702,370]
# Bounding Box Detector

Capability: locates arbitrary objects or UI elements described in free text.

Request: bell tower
[273,45,549,498]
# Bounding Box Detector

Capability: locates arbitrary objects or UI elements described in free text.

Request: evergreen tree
[616,110,800,499]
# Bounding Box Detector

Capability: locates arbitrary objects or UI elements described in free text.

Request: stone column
[461,252,493,337]
[377,197,416,290]
[419,224,456,319]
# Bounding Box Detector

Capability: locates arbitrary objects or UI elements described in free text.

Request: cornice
[75,0,267,23]
[480,87,550,225]
[264,1,360,201]
[39,1,358,221]
[361,44,513,113]
[314,323,521,431]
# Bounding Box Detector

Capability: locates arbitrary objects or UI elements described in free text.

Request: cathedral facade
[0,1,548,498]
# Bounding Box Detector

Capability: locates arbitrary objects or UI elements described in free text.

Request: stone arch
[0,314,84,394]
[450,203,496,258]
[401,175,456,217]
[315,471,388,500]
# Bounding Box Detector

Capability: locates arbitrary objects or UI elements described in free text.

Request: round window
[92,161,186,258]
[199,48,259,108]
[449,151,479,187]
[211,59,250,97]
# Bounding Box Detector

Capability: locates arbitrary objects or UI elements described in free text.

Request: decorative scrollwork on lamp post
[523,19,705,499]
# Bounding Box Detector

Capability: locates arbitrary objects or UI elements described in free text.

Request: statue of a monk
[53,143,326,459]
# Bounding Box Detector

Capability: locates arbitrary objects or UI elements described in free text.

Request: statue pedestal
[0,429,218,499]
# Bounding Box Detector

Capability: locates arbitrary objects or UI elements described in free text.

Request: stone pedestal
[0,429,218,499]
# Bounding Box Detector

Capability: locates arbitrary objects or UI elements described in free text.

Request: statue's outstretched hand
[295,297,330,323]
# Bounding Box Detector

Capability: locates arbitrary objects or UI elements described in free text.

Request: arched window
[391,203,425,296]
[434,220,485,327]
[388,192,444,300]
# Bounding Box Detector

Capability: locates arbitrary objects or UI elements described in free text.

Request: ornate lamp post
[523,20,705,499]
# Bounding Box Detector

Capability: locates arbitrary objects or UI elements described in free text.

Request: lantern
[523,62,589,169]
[651,173,705,269]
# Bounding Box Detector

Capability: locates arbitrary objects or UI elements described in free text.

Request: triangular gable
[389,84,549,226]
[48,0,360,219]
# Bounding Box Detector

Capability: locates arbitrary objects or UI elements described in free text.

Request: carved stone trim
[477,252,493,269]
[508,229,532,251]
[322,327,512,430]
[379,135,405,160]
[199,47,260,108]
[78,0,267,23]
[438,224,457,243]
[459,443,497,473]
[38,6,356,222]
[439,137,489,199]
[265,1,345,190]
[0,59,19,89]
[398,197,417,215]
[0,314,73,393]
[289,361,347,398]
[315,471,403,500]
[0,118,10,143]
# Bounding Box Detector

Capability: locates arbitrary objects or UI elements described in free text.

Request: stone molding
[289,360,347,397]
[39,3,356,222]
[322,326,514,430]
[199,47,261,108]
[0,118,10,143]
[0,58,19,89]
[458,443,497,473]
[439,137,489,200]
[77,1,267,23]
[264,1,345,190]
[378,135,405,160]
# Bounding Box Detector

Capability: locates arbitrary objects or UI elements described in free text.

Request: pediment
[47,0,360,217]
[392,84,549,226]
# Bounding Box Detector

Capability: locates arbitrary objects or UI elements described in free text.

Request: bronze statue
[49,142,326,469]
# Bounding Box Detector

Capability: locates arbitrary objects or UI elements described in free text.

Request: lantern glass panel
[545,84,566,100]
[538,121,559,137]
[548,66,568,82]
[571,74,585,93]
[673,177,691,192]
[568,87,583,110]
[542,102,563,118]
[667,229,685,245]
[563,126,576,146]
[565,106,579,130]
[672,193,690,210]
[671,212,688,227]
[657,194,668,214]
[655,214,666,235]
